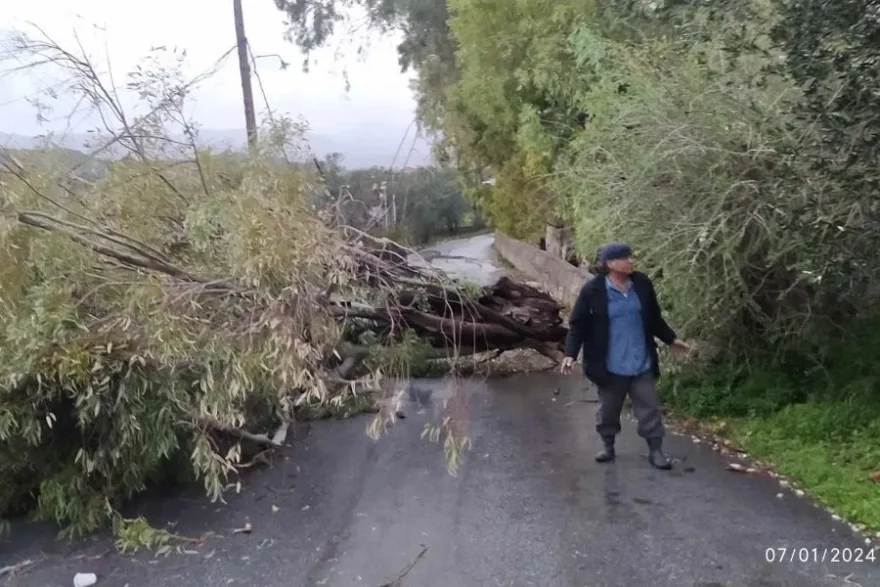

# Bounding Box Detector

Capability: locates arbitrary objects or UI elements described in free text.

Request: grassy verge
[660,323,880,533]
[728,412,880,529]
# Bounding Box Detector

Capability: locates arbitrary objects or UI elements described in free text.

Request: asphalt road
[2,374,878,587]
[3,234,878,587]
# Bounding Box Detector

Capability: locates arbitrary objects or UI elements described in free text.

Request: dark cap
[597,242,633,265]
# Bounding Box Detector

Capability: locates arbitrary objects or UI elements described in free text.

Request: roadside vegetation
[665,320,880,530]
[314,156,485,247]
[276,0,880,532]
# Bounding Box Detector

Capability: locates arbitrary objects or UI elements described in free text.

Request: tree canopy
[277,0,880,354]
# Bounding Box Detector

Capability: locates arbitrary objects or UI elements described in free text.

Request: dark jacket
[564,271,677,388]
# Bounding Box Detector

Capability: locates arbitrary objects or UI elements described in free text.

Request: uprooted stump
[368,274,567,359]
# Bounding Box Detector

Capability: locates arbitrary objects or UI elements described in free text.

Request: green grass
[727,408,880,528]
[661,320,880,532]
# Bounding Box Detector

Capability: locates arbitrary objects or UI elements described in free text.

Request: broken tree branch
[16,205,569,369]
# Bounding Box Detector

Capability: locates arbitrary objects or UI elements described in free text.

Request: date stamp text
[765,546,877,564]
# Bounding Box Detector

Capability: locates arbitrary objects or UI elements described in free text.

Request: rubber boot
[595,435,616,463]
[647,438,672,470]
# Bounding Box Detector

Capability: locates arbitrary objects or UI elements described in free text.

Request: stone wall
[492,231,592,308]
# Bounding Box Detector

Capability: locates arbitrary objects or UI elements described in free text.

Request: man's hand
[670,339,694,357]
[560,356,575,375]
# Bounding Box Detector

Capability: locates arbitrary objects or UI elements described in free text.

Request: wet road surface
[2,374,878,587]
[408,233,504,287]
[3,233,878,586]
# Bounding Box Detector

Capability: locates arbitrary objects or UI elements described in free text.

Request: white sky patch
[0,0,417,138]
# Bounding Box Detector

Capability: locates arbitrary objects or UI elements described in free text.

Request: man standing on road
[560,242,691,470]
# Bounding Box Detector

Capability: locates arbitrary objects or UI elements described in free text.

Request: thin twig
[199,418,282,448]
[380,544,428,587]
[0,558,36,578]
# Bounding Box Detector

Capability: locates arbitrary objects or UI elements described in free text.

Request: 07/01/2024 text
[764,547,876,564]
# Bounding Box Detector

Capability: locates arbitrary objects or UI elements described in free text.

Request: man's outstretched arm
[647,277,677,345]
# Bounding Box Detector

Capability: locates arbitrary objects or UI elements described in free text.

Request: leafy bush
[0,139,362,535]
[0,34,400,538]
[553,22,824,349]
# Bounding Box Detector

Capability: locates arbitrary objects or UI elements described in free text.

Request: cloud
[0,0,418,142]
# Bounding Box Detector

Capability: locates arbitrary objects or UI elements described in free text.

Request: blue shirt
[605,277,652,376]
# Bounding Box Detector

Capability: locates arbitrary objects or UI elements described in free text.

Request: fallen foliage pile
[0,33,568,539]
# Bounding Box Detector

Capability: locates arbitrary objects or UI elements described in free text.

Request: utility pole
[233,0,258,150]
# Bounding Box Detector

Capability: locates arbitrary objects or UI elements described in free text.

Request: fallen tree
[0,29,568,540]
[1,185,569,539]
[14,209,569,367]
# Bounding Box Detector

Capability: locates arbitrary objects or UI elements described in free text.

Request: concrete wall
[492,231,592,308]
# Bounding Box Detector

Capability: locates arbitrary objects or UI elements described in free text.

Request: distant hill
[0,145,110,182]
[0,127,435,171]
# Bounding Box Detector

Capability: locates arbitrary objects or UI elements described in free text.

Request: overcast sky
[0,0,417,140]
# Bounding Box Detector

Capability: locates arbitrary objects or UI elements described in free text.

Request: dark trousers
[596,372,664,441]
